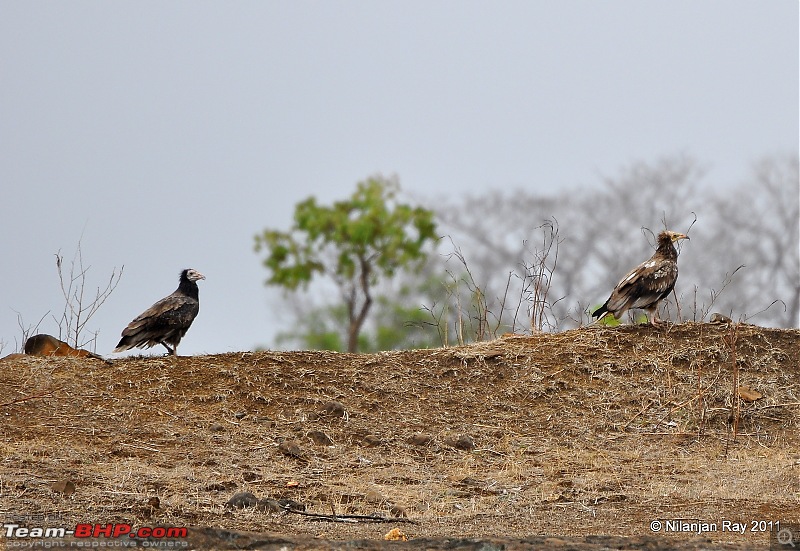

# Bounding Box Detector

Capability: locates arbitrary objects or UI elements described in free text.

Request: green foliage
[592,307,650,327]
[372,296,438,351]
[255,175,438,352]
[275,303,348,351]
[255,176,436,289]
[275,292,441,353]
[593,307,621,327]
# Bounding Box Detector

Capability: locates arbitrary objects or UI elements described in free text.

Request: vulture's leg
[160,342,176,355]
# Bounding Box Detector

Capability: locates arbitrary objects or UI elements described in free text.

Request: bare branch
[53,239,124,350]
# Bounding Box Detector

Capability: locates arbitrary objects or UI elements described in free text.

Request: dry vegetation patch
[1,323,798,549]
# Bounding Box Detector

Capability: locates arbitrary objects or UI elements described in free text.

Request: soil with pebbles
[1,323,798,550]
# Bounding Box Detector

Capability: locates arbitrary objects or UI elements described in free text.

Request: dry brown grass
[1,323,798,548]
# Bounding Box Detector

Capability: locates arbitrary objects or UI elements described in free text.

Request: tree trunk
[346,256,373,352]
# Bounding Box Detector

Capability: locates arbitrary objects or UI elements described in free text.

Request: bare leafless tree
[54,241,124,350]
[692,154,799,326]
[434,153,798,330]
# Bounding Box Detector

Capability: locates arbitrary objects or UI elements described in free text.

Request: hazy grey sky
[1,1,797,355]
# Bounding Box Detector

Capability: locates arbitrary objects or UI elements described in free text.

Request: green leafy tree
[274,288,443,353]
[254,176,438,352]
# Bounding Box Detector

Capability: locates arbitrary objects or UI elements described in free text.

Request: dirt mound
[2,323,798,549]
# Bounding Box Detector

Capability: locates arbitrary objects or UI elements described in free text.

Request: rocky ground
[1,323,798,550]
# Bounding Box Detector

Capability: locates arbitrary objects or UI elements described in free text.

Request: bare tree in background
[271,153,798,351]
[435,155,704,328]
[434,153,798,330]
[692,154,799,326]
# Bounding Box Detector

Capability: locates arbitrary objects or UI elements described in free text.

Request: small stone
[209,423,225,432]
[738,386,763,402]
[51,480,76,495]
[308,430,334,446]
[352,456,373,467]
[321,401,346,418]
[452,435,476,451]
[226,492,258,509]
[710,313,732,324]
[242,471,262,482]
[413,501,430,513]
[409,433,434,447]
[257,498,282,512]
[234,412,247,420]
[278,440,303,458]
[361,434,382,447]
[278,498,305,511]
[389,504,408,518]
[206,481,237,492]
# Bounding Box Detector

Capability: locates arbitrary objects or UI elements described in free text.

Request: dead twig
[723,323,741,456]
[282,506,418,524]
[754,402,800,411]
[621,399,657,431]
[0,390,56,408]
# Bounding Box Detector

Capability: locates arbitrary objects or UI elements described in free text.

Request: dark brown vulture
[592,231,688,326]
[114,268,205,355]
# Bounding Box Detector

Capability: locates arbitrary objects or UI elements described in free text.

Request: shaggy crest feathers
[114,268,205,355]
[592,231,688,326]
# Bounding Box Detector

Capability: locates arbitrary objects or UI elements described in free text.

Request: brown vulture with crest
[114,268,205,355]
[592,231,688,326]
